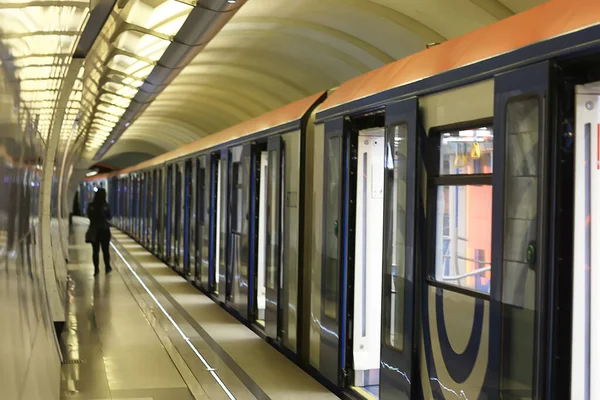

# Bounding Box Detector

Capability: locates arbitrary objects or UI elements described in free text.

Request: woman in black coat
[87,188,112,276]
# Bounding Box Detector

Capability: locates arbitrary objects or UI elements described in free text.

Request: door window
[323,136,342,320]
[385,123,408,351]
[431,126,494,295]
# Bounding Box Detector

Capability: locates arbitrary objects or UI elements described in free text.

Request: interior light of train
[228,0,237,3]
[86,170,99,177]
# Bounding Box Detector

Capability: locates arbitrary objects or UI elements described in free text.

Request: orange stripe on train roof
[318,0,600,113]
[111,91,327,174]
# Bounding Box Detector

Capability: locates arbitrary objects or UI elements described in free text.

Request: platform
[60,218,336,400]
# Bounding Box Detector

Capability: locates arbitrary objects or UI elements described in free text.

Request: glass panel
[218,158,228,291]
[230,148,243,302]
[166,167,172,259]
[194,161,202,280]
[310,124,326,369]
[282,131,300,352]
[501,97,539,397]
[185,162,192,271]
[266,150,279,291]
[241,151,251,271]
[386,123,408,351]
[174,165,181,263]
[434,184,492,294]
[232,162,243,233]
[439,127,494,175]
[200,163,210,286]
[324,136,342,320]
[152,171,157,250]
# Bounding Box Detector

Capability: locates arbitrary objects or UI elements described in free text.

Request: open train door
[379,97,418,399]
[265,135,283,340]
[229,143,254,319]
[320,118,345,385]
[488,61,552,398]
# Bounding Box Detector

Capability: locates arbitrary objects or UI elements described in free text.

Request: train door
[265,136,283,340]
[319,104,418,396]
[128,177,133,234]
[152,169,157,252]
[186,159,194,280]
[174,163,183,272]
[130,176,135,234]
[119,179,124,228]
[228,144,252,318]
[491,63,551,399]
[319,118,346,384]
[146,171,152,248]
[378,98,418,399]
[157,168,164,259]
[138,175,143,240]
[141,173,146,244]
[215,149,230,303]
[196,155,211,290]
[254,149,268,328]
[166,165,173,263]
[134,175,139,239]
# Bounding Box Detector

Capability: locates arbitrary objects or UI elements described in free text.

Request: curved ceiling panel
[110,0,547,163]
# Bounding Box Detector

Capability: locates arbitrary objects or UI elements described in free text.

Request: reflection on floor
[59,226,194,400]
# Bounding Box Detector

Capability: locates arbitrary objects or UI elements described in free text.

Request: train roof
[90,91,326,180]
[318,0,600,117]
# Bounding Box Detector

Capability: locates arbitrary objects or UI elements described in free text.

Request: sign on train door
[380,97,418,399]
[265,135,283,340]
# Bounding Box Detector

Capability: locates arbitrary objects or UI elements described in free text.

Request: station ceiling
[0,0,547,169]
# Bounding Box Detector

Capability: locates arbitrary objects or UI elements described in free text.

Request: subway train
[82,2,600,399]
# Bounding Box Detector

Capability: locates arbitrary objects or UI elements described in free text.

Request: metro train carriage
[83,1,600,399]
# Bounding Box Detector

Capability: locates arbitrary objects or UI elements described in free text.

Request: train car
[84,1,600,398]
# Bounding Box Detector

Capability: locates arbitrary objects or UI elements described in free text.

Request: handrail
[442,266,491,281]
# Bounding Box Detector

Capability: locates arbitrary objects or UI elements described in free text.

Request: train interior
[345,113,386,398]
[255,147,269,328]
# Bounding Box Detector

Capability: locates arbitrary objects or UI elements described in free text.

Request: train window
[439,128,493,175]
[385,123,408,351]
[431,125,493,295]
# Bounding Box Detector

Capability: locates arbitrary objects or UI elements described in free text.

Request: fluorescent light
[86,170,99,177]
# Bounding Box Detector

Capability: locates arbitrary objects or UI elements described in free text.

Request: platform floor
[60,219,336,400]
